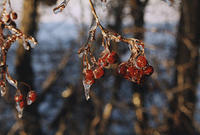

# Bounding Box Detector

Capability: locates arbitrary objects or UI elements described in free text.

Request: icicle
[53,0,70,14]
[23,41,30,50]
[6,74,17,89]
[27,36,38,48]
[83,80,91,100]
[16,103,23,118]
[27,99,32,105]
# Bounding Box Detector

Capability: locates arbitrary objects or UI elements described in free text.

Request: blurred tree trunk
[130,0,149,135]
[15,0,42,134]
[131,0,148,39]
[168,0,200,135]
[96,1,127,135]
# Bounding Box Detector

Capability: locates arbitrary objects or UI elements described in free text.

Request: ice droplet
[17,111,23,118]
[27,99,32,105]
[16,104,23,118]
[83,80,91,100]
[23,41,30,50]
[53,0,70,14]
[6,74,17,89]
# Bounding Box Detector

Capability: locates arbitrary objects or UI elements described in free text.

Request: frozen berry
[93,67,104,79]
[107,51,118,64]
[27,91,37,103]
[98,53,109,67]
[85,69,94,80]
[127,66,138,77]
[143,65,154,76]
[14,94,23,102]
[19,101,25,108]
[136,56,147,68]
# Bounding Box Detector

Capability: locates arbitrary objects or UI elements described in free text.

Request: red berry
[107,51,118,64]
[136,56,147,68]
[136,69,145,84]
[93,67,104,79]
[127,66,139,78]
[84,69,94,80]
[19,101,25,108]
[27,91,37,103]
[117,62,127,76]
[98,53,109,67]
[14,94,23,102]
[143,65,154,76]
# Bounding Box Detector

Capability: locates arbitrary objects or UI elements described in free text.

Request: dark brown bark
[15,0,42,134]
[130,0,149,135]
[168,0,200,135]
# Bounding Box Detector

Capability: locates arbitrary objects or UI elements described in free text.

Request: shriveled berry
[93,67,104,79]
[19,101,25,108]
[107,51,118,64]
[143,65,154,76]
[27,91,37,103]
[14,94,23,102]
[136,56,147,68]
[84,69,94,80]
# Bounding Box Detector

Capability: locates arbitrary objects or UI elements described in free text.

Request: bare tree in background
[130,1,149,135]
[168,0,200,135]
[15,0,42,134]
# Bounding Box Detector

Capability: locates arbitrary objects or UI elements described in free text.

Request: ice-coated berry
[127,66,138,78]
[27,91,37,103]
[93,67,104,79]
[98,53,109,67]
[14,94,23,102]
[143,65,154,76]
[136,56,147,68]
[19,101,25,108]
[107,51,118,64]
[84,69,94,80]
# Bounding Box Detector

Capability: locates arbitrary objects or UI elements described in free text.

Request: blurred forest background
[0,0,199,135]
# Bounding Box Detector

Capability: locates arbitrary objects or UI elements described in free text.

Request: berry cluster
[53,0,154,100]
[0,0,38,118]
[82,50,118,85]
[14,90,37,118]
[78,0,154,100]
[117,55,153,84]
